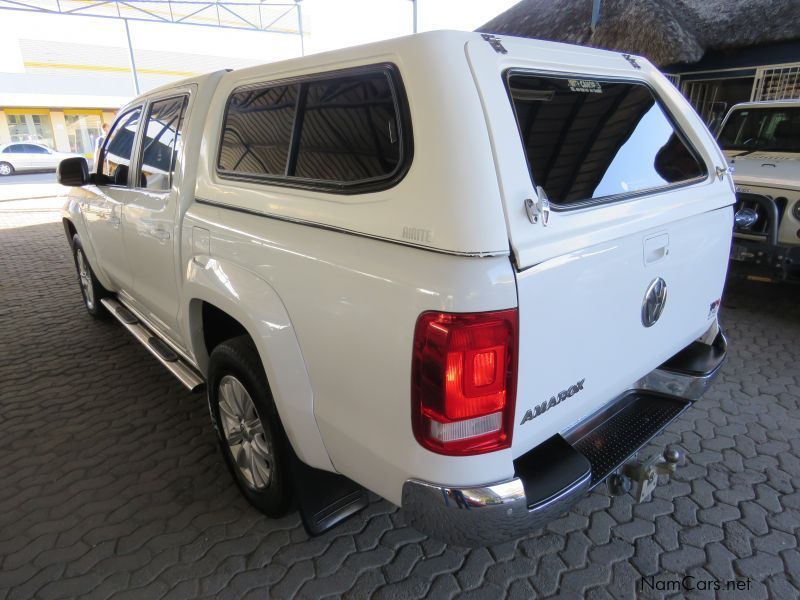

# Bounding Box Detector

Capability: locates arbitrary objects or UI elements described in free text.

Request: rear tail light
[411,309,518,455]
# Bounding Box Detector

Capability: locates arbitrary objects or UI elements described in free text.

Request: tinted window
[507,74,707,206]
[3,145,24,154]
[138,96,187,190]
[295,72,400,182]
[26,144,49,154]
[217,67,409,192]
[218,84,298,176]
[101,108,142,183]
[718,107,800,153]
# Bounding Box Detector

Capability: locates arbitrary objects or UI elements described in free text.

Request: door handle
[109,217,120,229]
[152,228,171,241]
[643,233,669,265]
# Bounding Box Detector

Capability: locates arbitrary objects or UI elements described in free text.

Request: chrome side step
[101,297,205,392]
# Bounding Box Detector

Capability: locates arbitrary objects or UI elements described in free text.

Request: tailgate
[512,207,731,455]
[465,36,735,457]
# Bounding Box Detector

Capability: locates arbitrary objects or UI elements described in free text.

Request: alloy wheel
[218,375,273,489]
[76,248,95,310]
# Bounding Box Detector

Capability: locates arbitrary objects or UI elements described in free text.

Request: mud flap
[290,456,369,536]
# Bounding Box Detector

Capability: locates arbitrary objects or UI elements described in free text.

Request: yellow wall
[102,111,118,128]
[3,108,51,116]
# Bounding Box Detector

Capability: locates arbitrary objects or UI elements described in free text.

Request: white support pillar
[0,111,11,145]
[591,0,602,30]
[124,19,141,95]
[50,110,72,153]
[295,1,304,56]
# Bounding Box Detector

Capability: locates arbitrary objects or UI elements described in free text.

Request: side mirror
[57,156,89,187]
[113,164,129,186]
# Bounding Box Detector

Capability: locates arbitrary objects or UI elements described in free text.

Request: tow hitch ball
[608,446,683,502]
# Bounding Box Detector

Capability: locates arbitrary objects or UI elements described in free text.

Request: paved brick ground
[1,204,799,599]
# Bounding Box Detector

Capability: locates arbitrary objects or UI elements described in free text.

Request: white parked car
[717,100,800,281]
[60,31,733,545]
[0,142,82,176]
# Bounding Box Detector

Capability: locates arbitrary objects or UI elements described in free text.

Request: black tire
[0,162,14,176]
[71,234,109,317]
[207,335,292,516]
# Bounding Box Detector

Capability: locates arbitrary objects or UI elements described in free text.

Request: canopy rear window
[506,73,707,208]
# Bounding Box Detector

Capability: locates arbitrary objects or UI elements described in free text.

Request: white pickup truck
[59,31,733,546]
[717,100,800,281]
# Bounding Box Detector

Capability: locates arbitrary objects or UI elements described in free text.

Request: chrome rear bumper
[401,331,727,546]
[636,330,727,401]
[402,452,591,547]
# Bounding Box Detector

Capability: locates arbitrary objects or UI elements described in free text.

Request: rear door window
[507,73,707,208]
[138,96,188,190]
[101,108,142,185]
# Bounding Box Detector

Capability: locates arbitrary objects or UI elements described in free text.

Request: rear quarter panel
[185,33,525,504]
[183,202,518,505]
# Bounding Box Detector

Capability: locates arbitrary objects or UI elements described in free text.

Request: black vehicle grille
[733,191,786,242]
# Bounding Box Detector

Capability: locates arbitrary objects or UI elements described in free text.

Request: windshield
[718,107,800,152]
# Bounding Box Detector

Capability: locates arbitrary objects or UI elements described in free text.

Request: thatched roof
[479,0,800,67]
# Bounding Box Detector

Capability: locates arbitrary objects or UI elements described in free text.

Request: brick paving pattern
[1,203,798,599]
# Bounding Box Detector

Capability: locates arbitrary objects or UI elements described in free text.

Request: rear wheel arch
[185,290,334,472]
[199,300,249,360]
[207,334,293,516]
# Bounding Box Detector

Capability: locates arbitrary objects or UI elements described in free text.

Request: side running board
[101,297,205,392]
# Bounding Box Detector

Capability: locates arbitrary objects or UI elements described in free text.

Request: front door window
[100,108,142,185]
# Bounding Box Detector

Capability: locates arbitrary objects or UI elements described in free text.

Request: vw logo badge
[642,277,668,328]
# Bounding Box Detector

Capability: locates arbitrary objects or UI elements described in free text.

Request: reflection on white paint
[416,287,439,297]
[207,258,239,300]
[261,319,289,331]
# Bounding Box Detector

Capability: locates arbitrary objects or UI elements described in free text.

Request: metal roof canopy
[0,0,305,94]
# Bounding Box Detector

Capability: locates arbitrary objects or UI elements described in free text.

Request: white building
[0,8,302,158]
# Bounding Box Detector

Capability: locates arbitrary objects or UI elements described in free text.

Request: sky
[0,0,521,73]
